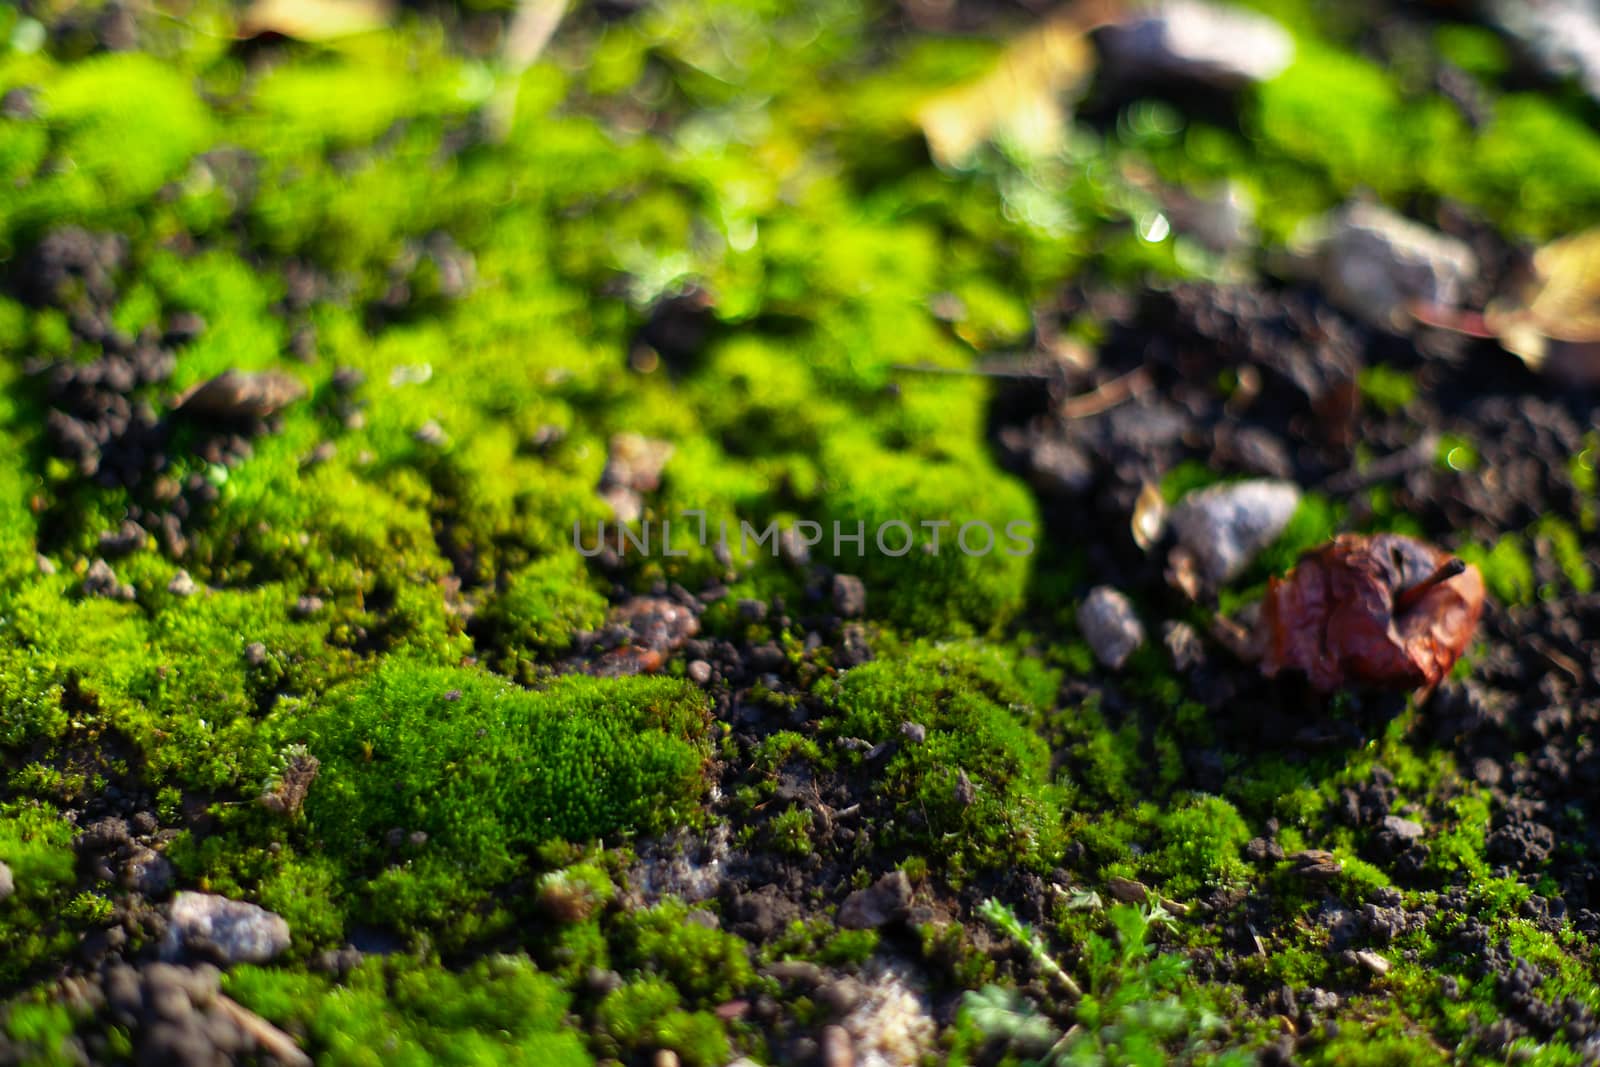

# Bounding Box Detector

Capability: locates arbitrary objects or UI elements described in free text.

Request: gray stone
[831,574,867,619]
[818,978,866,1018]
[1162,620,1204,671]
[1354,949,1391,977]
[178,370,304,420]
[412,420,448,447]
[1024,434,1093,496]
[1170,479,1301,586]
[837,871,912,930]
[1078,586,1144,670]
[1382,815,1424,842]
[0,861,12,902]
[1099,0,1294,88]
[162,892,290,965]
[598,433,673,524]
[122,848,175,898]
[1317,201,1477,329]
[166,570,198,597]
[83,558,135,601]
[1106,875,1149,903]
[821,1023,854,1067]
[1490,0,1600,105]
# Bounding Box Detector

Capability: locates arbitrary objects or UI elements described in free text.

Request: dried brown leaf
[1259,533,1484,692]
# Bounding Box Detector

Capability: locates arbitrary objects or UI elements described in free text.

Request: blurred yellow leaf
[917,2,1119,167]
[1487,227,1600,367]
[238,0,393,40]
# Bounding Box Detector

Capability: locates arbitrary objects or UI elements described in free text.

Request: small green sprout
[978,896,1082,997]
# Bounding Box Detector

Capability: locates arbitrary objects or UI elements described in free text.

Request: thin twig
[888,361,1056,382]
[486,0,568,141]
[1058,366,1152,419]
[212,995,312,1067]
[1319,432,1439,495]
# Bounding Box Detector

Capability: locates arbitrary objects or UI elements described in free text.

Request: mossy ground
[1,0,1599,1065]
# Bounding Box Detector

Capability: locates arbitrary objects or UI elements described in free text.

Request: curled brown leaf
[1260,533,1484,692]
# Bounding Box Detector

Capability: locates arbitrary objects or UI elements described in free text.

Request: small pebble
[413,420,448,446]
[821,1024,854,1067]
[82,558,135,601]
[837,870,912,930]
[179,369,304,420]
[162,892,291,965]
[831,574,867,619]
[1079,586,1145,669]
[1316,201,1478,330]
[1170,479,1300,586]
[167,570,198,597]
[1162,620,1204,670]
[687,659,712,684]
[1106,875,1149,903]
[1381,815,1424,842]
[1099,0,1294,88]
[1354,950,1391,977]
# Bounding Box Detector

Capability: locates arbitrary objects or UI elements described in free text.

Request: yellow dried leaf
[1486,227,1600,367]
[1131,479,1166,551]
[917,2,1118,167]
[238,0,393,40]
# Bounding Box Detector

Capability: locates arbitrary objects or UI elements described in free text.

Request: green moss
[477,553,608,666]
[820,927,880,966]
[593,978,731,1067]
[817,438,1036,634]
[751,730,823,774]
[226,954,590,1067]
[1534,517,1594,596]
[1358,365,1417,415]
[821,641,1066,875]
[1142,795,1252,900]
[292,660,713,888]
[768,806,815,857]
[1,0,1599,1055]
[1301,1028,1450,1067]
[6,53,214,240]
[612,898,755,1005]
[2,992,89,1067]
[1458,534,1536,608]
[1434,25,1510,79]
[0,802,77,985]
